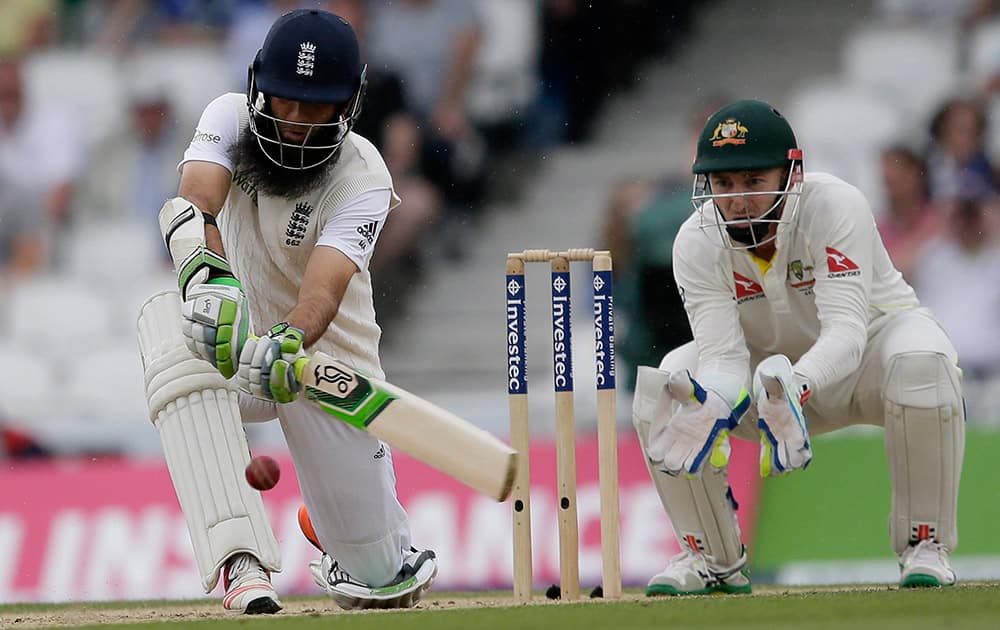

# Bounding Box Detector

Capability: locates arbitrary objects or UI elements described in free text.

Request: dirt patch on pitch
[0,593,638,628]
[0,585,923,628]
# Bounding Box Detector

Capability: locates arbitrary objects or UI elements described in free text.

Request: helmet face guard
[692,149,804,250]
[246,64,366,170]
[245,9,367,171]
[689,100,803,250]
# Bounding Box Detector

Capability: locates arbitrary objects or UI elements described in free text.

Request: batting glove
[181,279,251,379]
[647,370,751,478]
[237,323,310,403]
[753,354,813,477]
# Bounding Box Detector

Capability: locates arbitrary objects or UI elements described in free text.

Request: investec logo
[593,272,615,389]
[506,276,525,394]
[552,273,572,390]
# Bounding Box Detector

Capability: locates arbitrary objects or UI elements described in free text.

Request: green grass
[753,429,1000,568]
[4,584,999,630]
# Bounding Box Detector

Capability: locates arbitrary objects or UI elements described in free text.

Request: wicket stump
[505,248,621,601]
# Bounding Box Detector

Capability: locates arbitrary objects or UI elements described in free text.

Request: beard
[230,123,339,200]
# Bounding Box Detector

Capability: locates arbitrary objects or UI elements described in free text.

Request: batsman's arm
[281,188,393,345]
[234,247,354,402]
[283,245,357,347]
[301,351,517,501]
[161,161,237,297]
[167,161,252,378]
[177,160,231,258]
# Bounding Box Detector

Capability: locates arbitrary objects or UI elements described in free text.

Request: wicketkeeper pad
[884,351,965,555]
[137,291,281,592]
[632,367,745,569]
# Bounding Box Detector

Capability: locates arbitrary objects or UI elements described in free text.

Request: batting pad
[884,351,965,555]
[137,291,281,592]
[632,367,745,570]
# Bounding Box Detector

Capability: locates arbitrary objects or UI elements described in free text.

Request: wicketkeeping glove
[181,278,251,379]
[237,322,310,403]
[647,370,751,478]
[753,354,813,477]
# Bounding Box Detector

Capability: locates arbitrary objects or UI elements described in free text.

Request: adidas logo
[825,247,860,277]
[373,444,386,460]
[356,221,378,250]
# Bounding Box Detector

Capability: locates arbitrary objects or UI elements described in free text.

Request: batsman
[632,100,965,595]
[136,9,436,614]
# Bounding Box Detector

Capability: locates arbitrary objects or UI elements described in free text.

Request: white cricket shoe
[222,553,282,614]
[900,539,956,588]
[646,550,751,596]
[310,547,438,610]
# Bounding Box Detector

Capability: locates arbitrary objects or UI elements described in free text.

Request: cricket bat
[301,351,517,501]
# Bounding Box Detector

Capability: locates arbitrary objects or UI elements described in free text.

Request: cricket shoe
[222,553,282,614]
[310,547,438,610]
[900,539,956,588]
[646,550,751,596]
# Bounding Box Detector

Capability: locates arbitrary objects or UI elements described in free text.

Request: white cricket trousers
[659,307,959,438]
[241,394,412,587]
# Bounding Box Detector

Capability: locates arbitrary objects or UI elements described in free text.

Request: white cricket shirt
[674,172,920,403]
[180,93,400,378]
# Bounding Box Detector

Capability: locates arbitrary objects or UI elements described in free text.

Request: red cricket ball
[245,455,281,491]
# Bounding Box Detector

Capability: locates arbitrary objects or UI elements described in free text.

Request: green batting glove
[181,279,252,379]
[237,323,309,403]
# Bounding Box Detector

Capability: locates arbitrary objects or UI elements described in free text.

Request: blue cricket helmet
[247,9,367,170]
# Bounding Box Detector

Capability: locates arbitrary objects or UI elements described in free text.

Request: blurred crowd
[608,0,1000,424]
[0,0,688,284]
[0,0,695,458]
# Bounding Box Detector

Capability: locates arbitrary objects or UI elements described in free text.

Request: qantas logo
[733,272,765,303]
[825,247,861,277]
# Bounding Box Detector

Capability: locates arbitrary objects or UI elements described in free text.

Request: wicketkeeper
[632,99,965,595]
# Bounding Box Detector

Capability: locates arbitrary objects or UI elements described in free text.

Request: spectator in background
[911,196,1000,379]
[224,0,305,90]
[877,145,947,281]
[151,0,236,45]
[75,0,240,52]
[0,0,58,57]
[465,0,539,154]
[0,176,45,284]
[324,0,442,287]
[70,72,188,238]
[535,1,685,145]
[367,0,486,258]
[0,57,83,227]
[609,99,727,388]
[926,97,998,201]
[875,0,995,26]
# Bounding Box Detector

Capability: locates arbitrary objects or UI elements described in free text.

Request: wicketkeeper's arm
[672,233,752,403]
